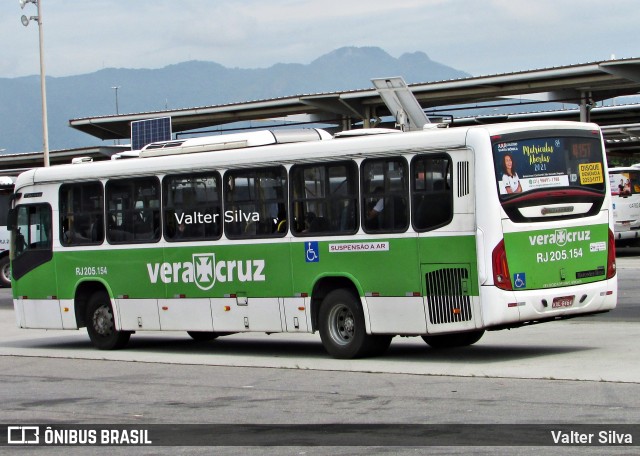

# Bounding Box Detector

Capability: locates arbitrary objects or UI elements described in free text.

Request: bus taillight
[607,228,616,279]
[492,239,513,290]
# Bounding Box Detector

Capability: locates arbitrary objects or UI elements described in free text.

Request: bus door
[10,203,60,328]
[413,149,479,334]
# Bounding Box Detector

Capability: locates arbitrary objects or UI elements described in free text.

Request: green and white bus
[9,121,617,358]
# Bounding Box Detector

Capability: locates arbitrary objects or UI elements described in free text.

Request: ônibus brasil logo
[528,228,591,247]
[146,253,265,290]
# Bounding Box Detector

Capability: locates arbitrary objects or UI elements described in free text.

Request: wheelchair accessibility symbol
[513,273,526,289]
[305,241,319,262]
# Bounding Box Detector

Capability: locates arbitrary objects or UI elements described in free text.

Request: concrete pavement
[1,306,637,383]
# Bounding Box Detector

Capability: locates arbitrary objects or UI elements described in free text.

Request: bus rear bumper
[479,278,617,328]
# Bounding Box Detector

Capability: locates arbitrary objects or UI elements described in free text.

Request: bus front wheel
[319,289,391,359]
[421,330,485,349]
[85,291,131,350]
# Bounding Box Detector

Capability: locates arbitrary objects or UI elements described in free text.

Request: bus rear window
[610,169,640,197]
[492,132,605,199]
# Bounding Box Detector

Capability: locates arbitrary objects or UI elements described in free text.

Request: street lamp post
[112,86,120,145]
[112,86,120,115]
[20,0,50,167]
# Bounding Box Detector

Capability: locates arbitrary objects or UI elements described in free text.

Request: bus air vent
[139,128,331,158]
[71,156,93,164]
[144,140,187,150]
[425,267,472,324]
[457,161,470,197]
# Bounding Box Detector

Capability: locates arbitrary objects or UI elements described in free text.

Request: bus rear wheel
[85,290,131,350]
[421,330,485,349]
[319,288,392,359]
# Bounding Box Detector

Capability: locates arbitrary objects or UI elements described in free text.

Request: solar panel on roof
[131,117,172,151]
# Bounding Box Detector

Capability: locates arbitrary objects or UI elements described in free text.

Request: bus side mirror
[6,208,16,231]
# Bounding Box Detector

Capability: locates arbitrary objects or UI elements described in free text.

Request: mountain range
[0,46,470,154]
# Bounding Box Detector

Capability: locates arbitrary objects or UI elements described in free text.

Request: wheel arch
[310,274,370,332]
[74,279,114,329]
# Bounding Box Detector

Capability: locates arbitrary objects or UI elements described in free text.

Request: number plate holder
[552,295,575,308]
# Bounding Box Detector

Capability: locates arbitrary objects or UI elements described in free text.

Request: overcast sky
[1,0,638,79]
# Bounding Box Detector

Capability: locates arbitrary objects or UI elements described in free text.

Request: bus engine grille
[425,267,472,324]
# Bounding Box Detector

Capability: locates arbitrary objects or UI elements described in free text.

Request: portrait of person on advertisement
[501,153,522,194]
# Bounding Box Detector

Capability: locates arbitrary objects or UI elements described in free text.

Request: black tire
[318,288,391,359]
[85,290,131,350]
[0,256,11,288]
[187,331,219,342]
[368,334,394,357]
[421,330,485,349]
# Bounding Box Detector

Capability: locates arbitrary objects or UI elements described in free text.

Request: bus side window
[361,157,408,233]
[59,182,104,246]
[106,177,161,244]
[224,167,287,239]
[411,155,453,231]
[290,161,358,236]
[163,172,222,242]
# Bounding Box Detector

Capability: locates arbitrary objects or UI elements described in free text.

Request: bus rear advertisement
[8,121,617,358]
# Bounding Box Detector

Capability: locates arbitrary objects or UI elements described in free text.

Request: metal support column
[579,91,593,122]
[364,106,371,129]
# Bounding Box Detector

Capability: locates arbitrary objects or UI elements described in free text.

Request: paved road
[0,254,639,455]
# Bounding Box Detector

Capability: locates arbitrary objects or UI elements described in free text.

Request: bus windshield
[491,130,606,221]
[492,131,605,196]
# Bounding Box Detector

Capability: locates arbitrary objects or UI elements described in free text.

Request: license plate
[552,296,574,308]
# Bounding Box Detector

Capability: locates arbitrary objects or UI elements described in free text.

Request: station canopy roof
[69,57,640,153]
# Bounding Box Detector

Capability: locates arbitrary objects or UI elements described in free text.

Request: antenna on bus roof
[371,77,430,132]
